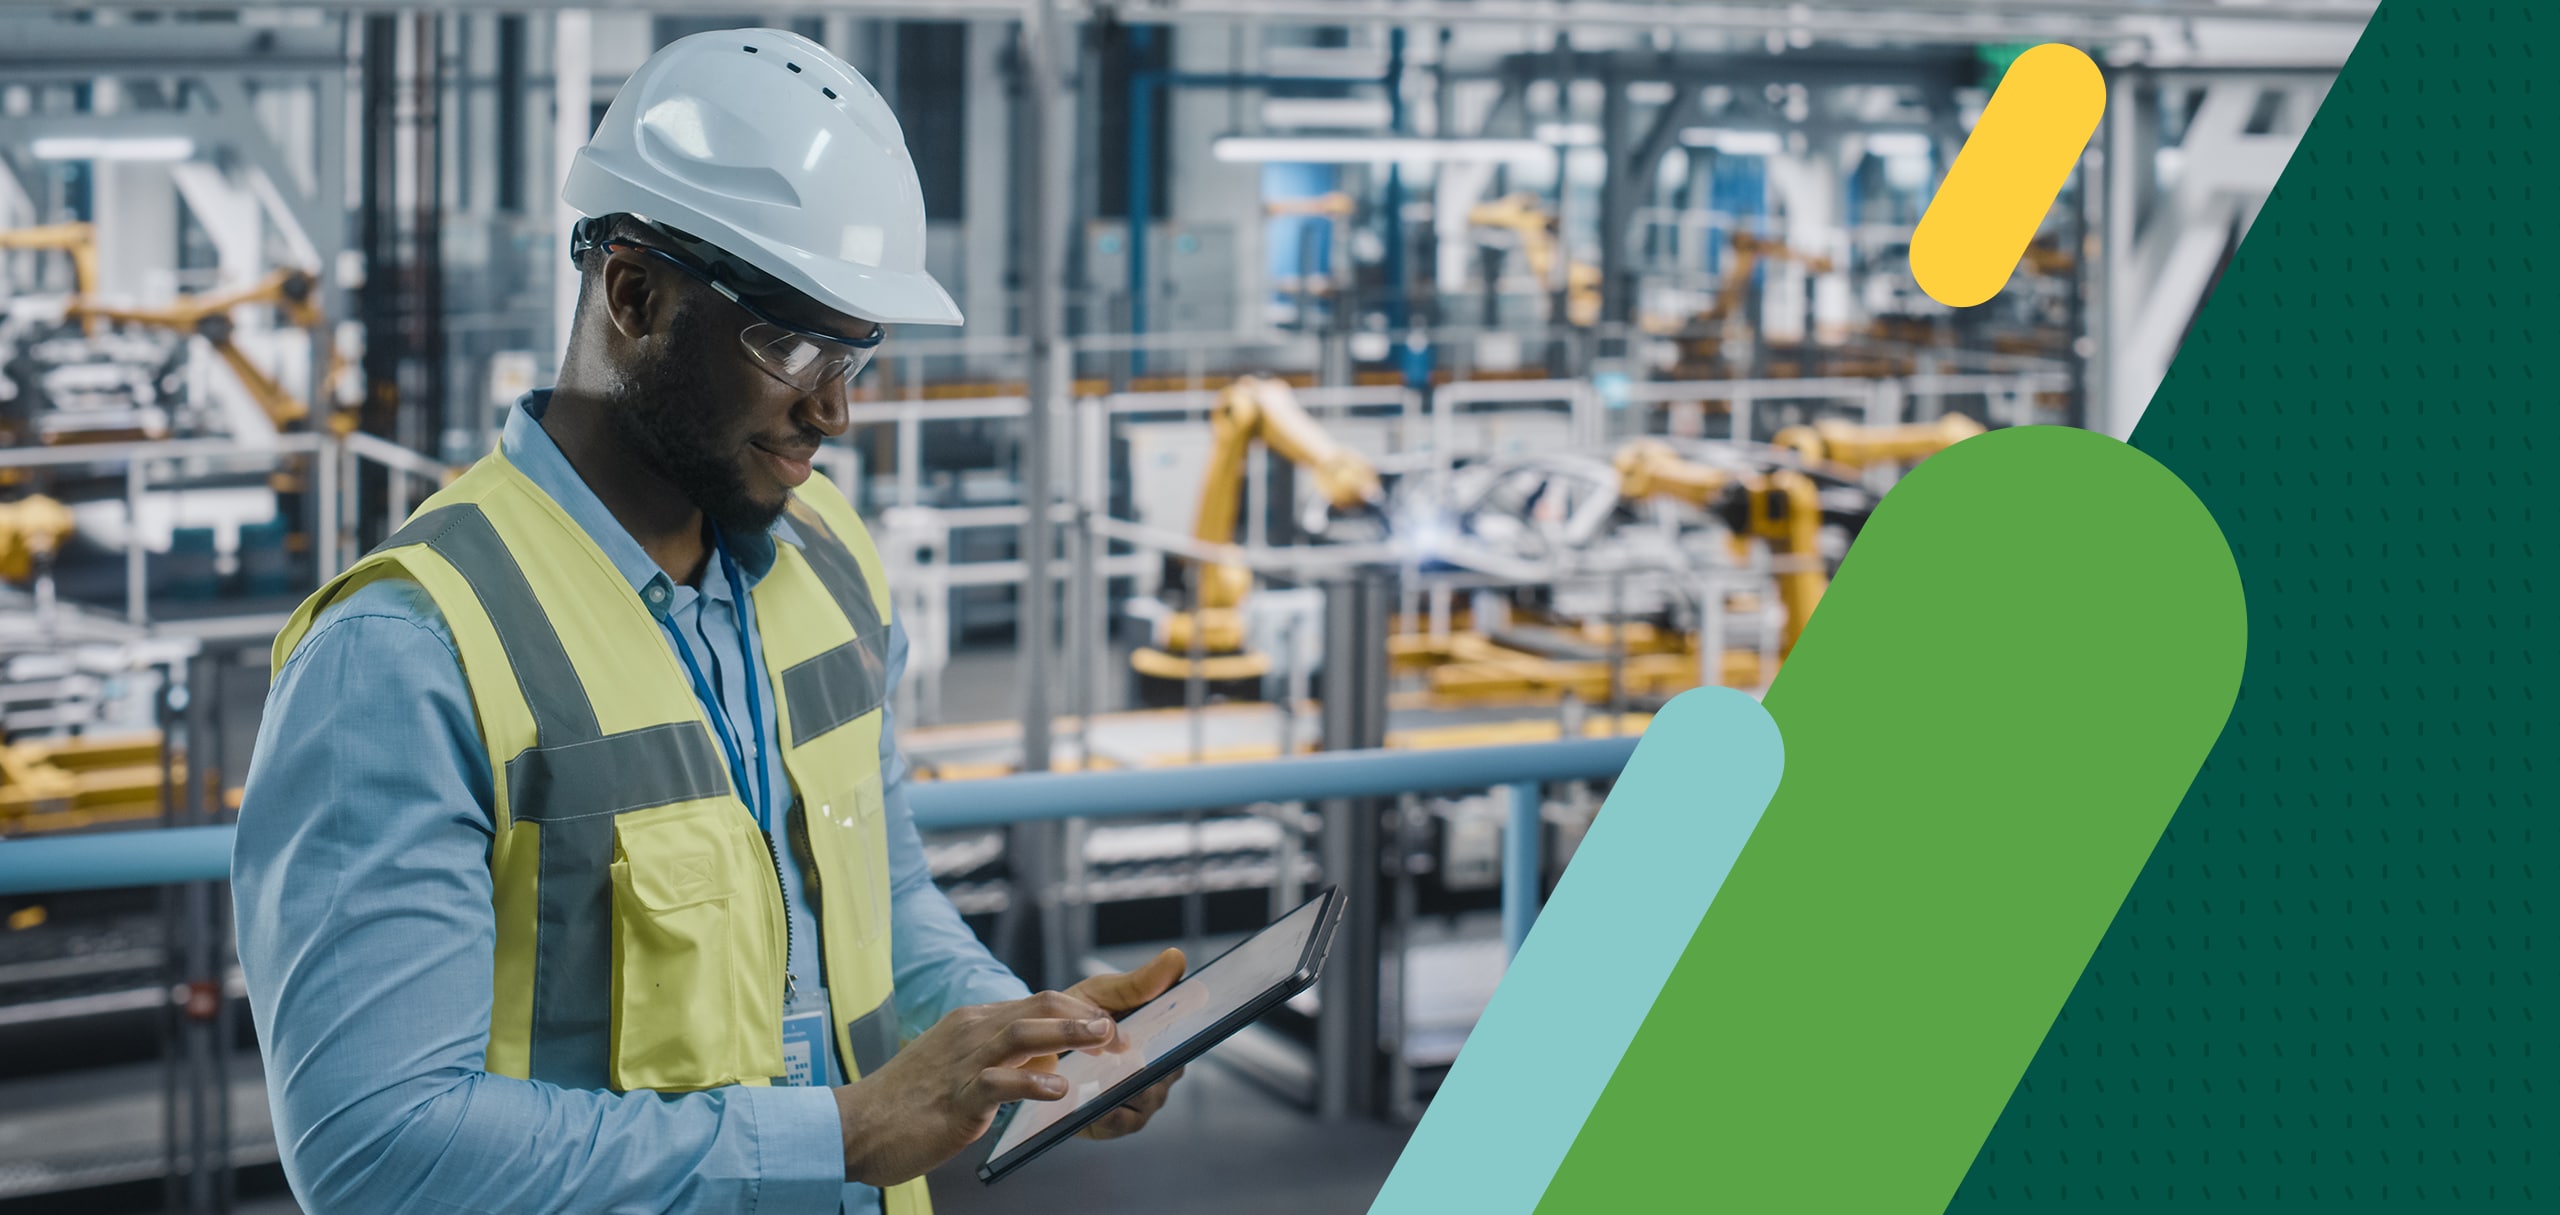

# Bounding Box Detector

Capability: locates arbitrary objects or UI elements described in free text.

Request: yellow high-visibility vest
[277,450,931,1214]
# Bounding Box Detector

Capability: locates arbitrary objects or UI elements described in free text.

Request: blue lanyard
[657,530,771,831]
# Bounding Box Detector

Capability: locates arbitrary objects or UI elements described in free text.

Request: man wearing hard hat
[234,31,1181,1214]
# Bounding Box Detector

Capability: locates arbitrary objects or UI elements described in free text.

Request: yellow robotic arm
[1771,412,1983,470]
[1613,437,1733,508]
[1613,439,1826,657]
[0,494,75,584]
[1468,193,1603,328]
[0,222,101,291]
[1618,414,1974,658]
[0,222,101,329]
[1136,376,1382,690]
[68,267,348,431]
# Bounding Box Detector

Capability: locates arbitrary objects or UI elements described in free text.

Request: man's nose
[797,386,849,439]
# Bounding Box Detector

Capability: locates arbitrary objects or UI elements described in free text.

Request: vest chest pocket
[607,799,787,1092]
[806,776,891,953]
[784,624,895,954]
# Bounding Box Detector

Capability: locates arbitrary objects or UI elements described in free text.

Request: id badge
[779,986,839,1087]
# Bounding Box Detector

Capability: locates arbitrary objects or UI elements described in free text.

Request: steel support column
[1316,567,1394,1120]
[1005,0,1072,989]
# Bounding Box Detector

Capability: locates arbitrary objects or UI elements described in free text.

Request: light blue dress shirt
[233,391,1029,1215]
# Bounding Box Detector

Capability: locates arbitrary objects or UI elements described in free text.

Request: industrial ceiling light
[1260,97,1394,130]
[1862,132,1936,159]
[1677,128,1785,156]
[29,136,196,162]
[1211,136,1556,167]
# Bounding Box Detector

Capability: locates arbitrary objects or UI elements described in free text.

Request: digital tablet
[977,886,1345,1183]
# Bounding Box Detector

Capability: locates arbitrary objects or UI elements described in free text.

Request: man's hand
[832,990,1115,1187]
[1064,947,1187,1141]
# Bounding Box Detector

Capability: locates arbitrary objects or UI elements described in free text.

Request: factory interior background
[0,2,2375,1212]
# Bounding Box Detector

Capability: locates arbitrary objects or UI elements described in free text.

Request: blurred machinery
[0,222,102,323]
[0,495,74,586]
[1131,375,1383,704]
[1394,414,1982,706]
[1614,437,1829,657]
[68,267,353,435]
[1669,231,1846,379]
[1468,193,1602,329]
[0,732,172,836]
[1771,412,1985,470]
[4,220,351,445]
[0,592,196,837]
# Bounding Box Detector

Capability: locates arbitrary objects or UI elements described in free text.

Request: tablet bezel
[974,885,1345,1184]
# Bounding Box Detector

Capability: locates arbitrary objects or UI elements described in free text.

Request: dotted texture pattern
[1947,2,2550,1208]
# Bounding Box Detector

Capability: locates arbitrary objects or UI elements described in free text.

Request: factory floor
[930,1059,1415,1215]
[0,642,1471,1212]
[0,1052,1413,1214]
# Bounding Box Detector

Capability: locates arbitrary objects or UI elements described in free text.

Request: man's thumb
[1098,947,1186,1004]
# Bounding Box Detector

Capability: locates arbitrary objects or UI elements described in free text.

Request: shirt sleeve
[879,618,1034,1041]
[232,581,847,1215]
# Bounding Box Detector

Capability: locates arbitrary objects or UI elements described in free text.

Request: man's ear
[598,251,668,345]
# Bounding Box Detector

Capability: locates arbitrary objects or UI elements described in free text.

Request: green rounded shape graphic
[1535,426,2245,1212]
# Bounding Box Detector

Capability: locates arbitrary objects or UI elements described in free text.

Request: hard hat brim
[722,222,967,328]
[565,150,967,328]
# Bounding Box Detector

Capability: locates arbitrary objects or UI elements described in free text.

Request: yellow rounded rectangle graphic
[1910,44,2106,308]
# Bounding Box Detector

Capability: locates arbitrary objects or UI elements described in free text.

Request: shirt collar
[503,390,804,611]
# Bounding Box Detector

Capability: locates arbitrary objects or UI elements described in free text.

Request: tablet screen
[983,891,1334,1166]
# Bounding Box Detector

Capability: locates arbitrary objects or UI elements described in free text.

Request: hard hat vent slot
[742,45,757,53]
[786,62,802,73]
[823,88,838,100]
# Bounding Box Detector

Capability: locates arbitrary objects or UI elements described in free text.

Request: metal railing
[0,430,458,625]
[0,735,1638,955]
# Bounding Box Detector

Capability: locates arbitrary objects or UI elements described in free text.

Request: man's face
[607,269,864,535]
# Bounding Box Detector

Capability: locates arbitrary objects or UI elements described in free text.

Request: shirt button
[646,585,667,604]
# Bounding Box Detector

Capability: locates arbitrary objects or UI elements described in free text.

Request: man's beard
[608,304,788,537]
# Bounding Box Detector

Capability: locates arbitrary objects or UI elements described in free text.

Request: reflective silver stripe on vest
[781,637,888,747]
[780,499,891,744]
[783,499,886,636]
[507,721,733,823]
[845,997,900,1079]
[376,503,734,1092]
[382,506,599,741]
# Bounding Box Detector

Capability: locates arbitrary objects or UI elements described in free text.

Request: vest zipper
[786,799,825,995]
[758,825,796,1004]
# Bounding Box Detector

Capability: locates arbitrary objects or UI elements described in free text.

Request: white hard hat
[563,28,962,327]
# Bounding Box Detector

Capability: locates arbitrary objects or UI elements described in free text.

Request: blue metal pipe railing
[0,737,1639,955]
[0,824,235,898]
[904,735,1635,828]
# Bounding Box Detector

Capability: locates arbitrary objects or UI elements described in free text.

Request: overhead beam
[0,18,344,77]
[14,1,2380,45]
[1484,47,1981,90]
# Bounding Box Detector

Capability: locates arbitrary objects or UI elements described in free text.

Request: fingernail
[1086,1018,1113,1035]
[1043,1075,1065,1095]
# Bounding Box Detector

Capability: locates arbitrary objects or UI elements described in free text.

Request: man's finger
[1079,1068,1182,1140]
[1081,1107,1146,1140]
[968,1067,1070,1108]
[1123,1080,1171,1116]
[1013,990,1111,1023]
[980,1016,1116,1066]
[1068,947,1187,1013]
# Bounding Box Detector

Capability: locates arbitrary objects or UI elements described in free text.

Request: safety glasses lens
[741,323,873,391]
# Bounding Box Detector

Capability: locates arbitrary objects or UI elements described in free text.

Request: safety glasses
[603,239,887,395]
